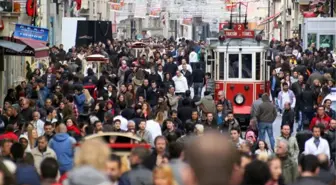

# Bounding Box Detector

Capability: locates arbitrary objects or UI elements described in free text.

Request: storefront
[302,18,336,51]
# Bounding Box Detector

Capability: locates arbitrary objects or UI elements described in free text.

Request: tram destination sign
[223,23,255,39]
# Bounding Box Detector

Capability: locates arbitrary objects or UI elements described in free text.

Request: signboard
[13,24,49,42]
[219,22,228,31]
[4,47,35,57]
[224,23,254,38]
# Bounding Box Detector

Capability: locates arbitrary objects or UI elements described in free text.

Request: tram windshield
[228,53,253,79]
[242,54,252,78]
[229,54,239,78]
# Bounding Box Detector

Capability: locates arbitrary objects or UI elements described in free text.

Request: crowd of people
[0,37,334,185]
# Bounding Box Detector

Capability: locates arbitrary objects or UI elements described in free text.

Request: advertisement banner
[110,3,123,12]
[149,0,161,17]
[181,15,193,25]
[134,0,147,18]
[13,24,49,42]
[110,0,124,12]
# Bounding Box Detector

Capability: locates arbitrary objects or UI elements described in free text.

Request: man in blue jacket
[49,123,76,174]
[74,86,86,113]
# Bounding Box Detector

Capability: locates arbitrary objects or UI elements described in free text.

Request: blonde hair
[74,138,111,171]
[153,165,177,185]
[83,89,93,102]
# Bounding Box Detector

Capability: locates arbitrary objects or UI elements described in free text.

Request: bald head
[317,153,329,170]
[58,123,67,133]
[185,131,239,185]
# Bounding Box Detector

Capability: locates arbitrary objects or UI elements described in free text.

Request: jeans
[193,83,203,97]
[258,122,275,151]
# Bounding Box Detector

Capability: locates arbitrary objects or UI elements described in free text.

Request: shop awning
[0,40,26,52]
[258,12,282,25]
[17,38,49,58]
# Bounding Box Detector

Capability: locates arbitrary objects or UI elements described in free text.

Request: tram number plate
[224,30,255,38]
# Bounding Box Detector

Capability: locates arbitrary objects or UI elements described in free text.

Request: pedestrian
[256,93,277,150]
[49,123,76,175]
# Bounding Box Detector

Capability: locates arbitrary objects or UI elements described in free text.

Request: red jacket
[309,114,331,130]
[0,132,18,141]
[67,125,81,135]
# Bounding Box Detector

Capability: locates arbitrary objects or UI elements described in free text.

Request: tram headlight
[234,94,245,105]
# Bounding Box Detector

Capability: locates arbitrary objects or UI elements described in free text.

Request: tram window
[241,54,252,79]
[219,52,224,80]
[229,54,239,78]
[256,52,261,80]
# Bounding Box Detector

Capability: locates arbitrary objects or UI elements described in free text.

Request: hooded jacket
[49,133,76,174]
[19,134,31,153]
[256,94,277,123]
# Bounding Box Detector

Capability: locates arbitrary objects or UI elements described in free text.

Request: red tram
[206,21,271,128]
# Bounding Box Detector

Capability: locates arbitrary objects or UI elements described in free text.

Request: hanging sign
[223,23,254,38]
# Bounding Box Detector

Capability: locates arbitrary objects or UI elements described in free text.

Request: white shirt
[113,115,128,131]
[33,119,45,137]
[146,120,162,141]
[178,64,193,73]
[304,137,330,159]
[172,75,189,93]
[157,71,164,81]
[189,51,199,63]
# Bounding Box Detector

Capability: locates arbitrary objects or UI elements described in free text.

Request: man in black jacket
[317,153,336,185]
[290,155,326,185]
[192,63,204,97]
[282,102,295,134]
[325,119,336,164]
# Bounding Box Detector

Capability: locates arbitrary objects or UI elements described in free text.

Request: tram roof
[208,38,269,48]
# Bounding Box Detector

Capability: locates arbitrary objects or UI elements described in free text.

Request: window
[219,52,224,80]
[228,54,239,78]
[93,2,96,14]
[241,54,252,79]
[256,52,261,80]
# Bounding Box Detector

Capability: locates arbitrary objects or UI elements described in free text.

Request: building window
[93,2,96,14]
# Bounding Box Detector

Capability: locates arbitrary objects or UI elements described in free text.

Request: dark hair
[282,82,288,86]
[5,124,14,133]
[10,143,25,162]
[299,154,319,173]
[230,127,241,134]
[168,142,183,159]
[94,120,102,127]
[312,125,321,131]
[44,122,53,127]
[281,124,291,130]
[41,158,59,179]
[23,152,35,166]
[46,107,55,115]
[256,140,269,151]
[66,94,74,103]
[110,154,121,168]
[205,73,211,78]
[131,147,150,162]
[242,160,271,185]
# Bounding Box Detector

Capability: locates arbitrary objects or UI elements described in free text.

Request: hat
[66,166,111,185]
